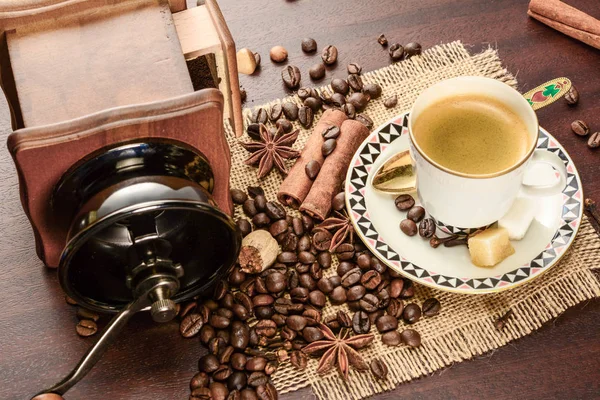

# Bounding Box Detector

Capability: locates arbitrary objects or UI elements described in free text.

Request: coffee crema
[412,94,531,175]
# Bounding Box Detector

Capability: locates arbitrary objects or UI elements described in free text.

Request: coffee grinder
[0,0,244,396]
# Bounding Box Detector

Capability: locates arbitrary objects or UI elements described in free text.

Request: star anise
[314,211,354,252]
[302,323,373,380]
[241,123,300,179]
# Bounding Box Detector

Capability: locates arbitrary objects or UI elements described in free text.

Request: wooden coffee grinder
[0,0,244,397]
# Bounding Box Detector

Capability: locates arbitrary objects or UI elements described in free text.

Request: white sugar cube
[498,197,536,240]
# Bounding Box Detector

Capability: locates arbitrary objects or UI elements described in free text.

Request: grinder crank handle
[32,275,180,398]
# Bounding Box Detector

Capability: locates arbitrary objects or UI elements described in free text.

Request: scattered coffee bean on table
[321,45,338,65]
[332,192,346,211]
[370,358,389,380]
[270,45,288,63]
[381,330,402,346]
[322,138,337,156]
[377,34,388,47]
[407,206,425,222]
[305,160,321,180]
[403,303,422,324]
[588,132,600,149]
[363,83,382,99]
[389,43,404,61]
[571,120,590,136]
[404,42,422,57]
[301,37,317,53]
[395,194,415,211]
[400,219,417,236]
[322,125,341,139]
[419,218,435,238]
[347,63,362,75]
[422,298,441,317]
[309,63,326,80]
[282,65,301,90]
[347,74,364,92]
[76,319,98,337]
[564,85,579,106]
[282,102,299,120]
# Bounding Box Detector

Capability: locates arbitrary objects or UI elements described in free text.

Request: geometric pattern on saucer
[346,112,583,292]
[430,218,493,237]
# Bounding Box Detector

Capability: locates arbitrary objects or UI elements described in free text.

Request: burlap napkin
[224,41,600,400]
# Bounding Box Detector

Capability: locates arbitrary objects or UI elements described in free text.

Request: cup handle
[521,149,567,197]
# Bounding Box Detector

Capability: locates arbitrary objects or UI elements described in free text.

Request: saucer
[345,112,583,294]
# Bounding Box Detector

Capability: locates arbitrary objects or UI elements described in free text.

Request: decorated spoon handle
[522,77,572,110]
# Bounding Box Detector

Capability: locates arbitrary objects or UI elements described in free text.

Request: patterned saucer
[345,113,583,294]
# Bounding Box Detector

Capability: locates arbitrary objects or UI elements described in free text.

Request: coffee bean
[389,43,404,61]
[407,206,425,222]
[245,356,267,372]
[309,63,326,80]
[347,63,362,75]
[330,92,346,108]
[229,390,241,400]
[329,286,347,305]
[303,308,321,324]
[297,105,313,128]
[240,388,258,400]
[314,277,332,294]
[361,270,382,290]
[341,103,356,119]
[400,328,421,347]
[213,365,233,382]
[347,92,369,112]
[230,321,250,350]
[341,268,362,287]
[393,195,414,212]
[243,199,257,217]
[190,371,210,390]
[400,219,417,236]
[331,78,349,95]
[286,315,308,331]
[252,213,271,228]
[375,315,398,332]
[277,251,298,264]
[315,253,331,270]
[360,293,379,313]
[290,350,308,370]
[588,132,600,148]
[347,74,364,92]
[228,371,248,391]
[269,219,288,237]
[200,324,216,344]
[210,315,231,329]
[564,85,579,106]
[336,261,354,277]
[403,303,421,324]
[303,326,324,342]
[335,310,351,328]
[180,313,204,338]
[301,38,317,53]
[313,230,332,251]
[321,45,338,65]
[295,235,310,253]
[236,219,252,237]
[253,294,275,307]
[270,45,288,62]
[232,304,250,321]
[370,358,389,380]
[368,310,385,325]
[290,287,309,303]
[383,95,398,108]
[198,353,220,373]
[255,320,277,338]
[265,202,286,221]
[231,189,248,204]
[264,272,286,293]
[282,102,299,120]
[355,253,370,270]
[304,96,323,113]
[190,387,212,400]
[281,65,302,90]
[296,251,314,265]
[76,319,97,337]
[355,114,374,129]
[419,218,435,238]
[299,273,317,291]
[352,310,371,334]
[246,186,264,198]
[570,120,590,136]
[256,383,277,400]
[231,353,248,371]
[275,119,293,133]
[422,298,441,317]
[381,330,401,346]
[251,108,268,125]
[289,217,304,237]
[377,34,388,47]
[400,279,414,298]
[347,285,366,301]
[322,125,341,140]
[308,290,326,307]
[404,42,422,57]
[336,243,355,260]
[363,83,382,99]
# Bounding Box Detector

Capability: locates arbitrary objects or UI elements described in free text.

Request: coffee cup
[407,76,567,235]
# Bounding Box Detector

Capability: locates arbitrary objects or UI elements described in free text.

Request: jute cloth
[225,41,600,400]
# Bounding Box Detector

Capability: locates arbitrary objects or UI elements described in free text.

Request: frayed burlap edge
[224,41,600,399]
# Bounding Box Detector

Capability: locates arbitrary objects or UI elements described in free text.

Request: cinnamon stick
[528,0,600,50]
[277,109,347,208]
[300,119,369,220]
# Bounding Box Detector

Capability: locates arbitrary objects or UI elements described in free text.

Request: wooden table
[0,0,598,399]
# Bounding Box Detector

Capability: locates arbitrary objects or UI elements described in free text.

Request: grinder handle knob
[151,298,178,322]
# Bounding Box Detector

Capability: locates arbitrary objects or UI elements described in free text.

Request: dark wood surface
[0,0,599,399]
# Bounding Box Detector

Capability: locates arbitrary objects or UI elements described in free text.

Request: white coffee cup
[407,76,567,234]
